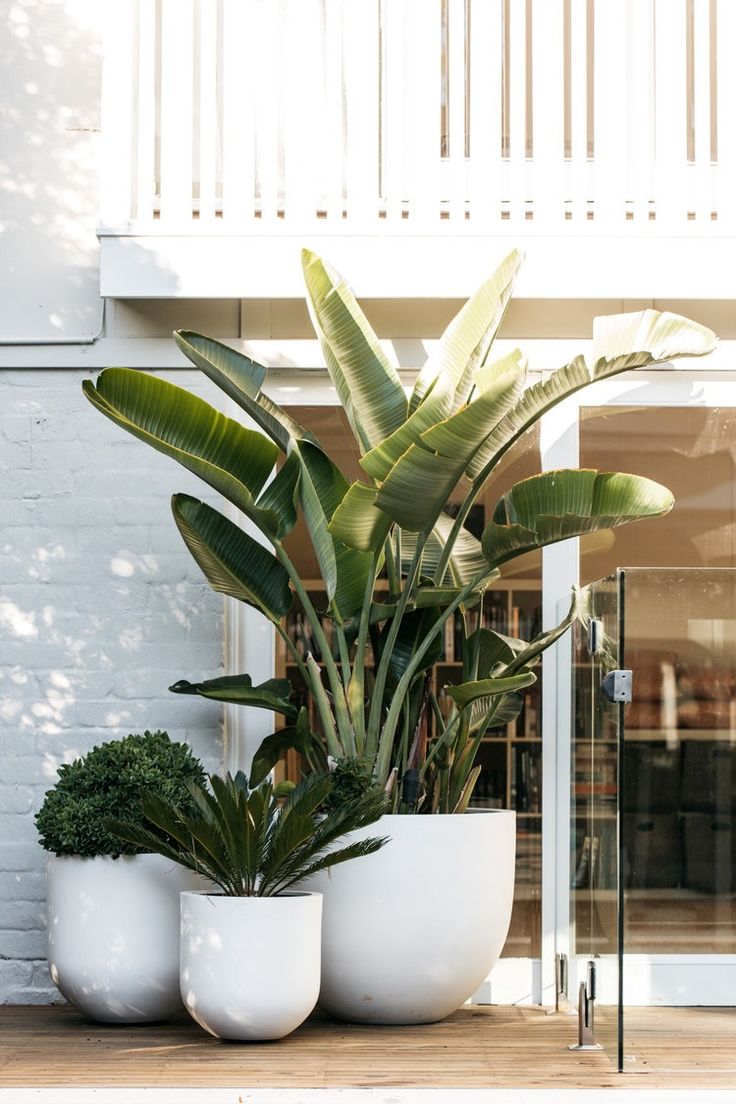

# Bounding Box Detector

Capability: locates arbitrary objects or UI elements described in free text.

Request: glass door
[571,572,623,1068]
[618,567,736,1074]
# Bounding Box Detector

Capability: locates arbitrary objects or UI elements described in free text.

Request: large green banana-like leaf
[332,541,375,620]
[174,331,372,607]
[255,450,301,538]
[361,250,522,481]
[294,442,373,616]
[482,470,674,570]
[294,441,344,601]
[408,249,521,416]
[375,449,466,533]
[468,691,524,734]
[378,608,445,686]
[466,310,716,482]
[171,494,292,620]
[249,712,323,787]
[420,351,527,456]
[174,330,320,452]
[401,514,494,590]
[329,481,393,553]
[301,250,408,452]
[82,369,281,535]
[367,585,481,626]
[446,669,537,709]
[169,674,298,720]
[375,353,526,530]
[500,588,580,674]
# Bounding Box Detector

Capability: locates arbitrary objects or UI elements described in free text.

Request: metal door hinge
[601,669,632,703]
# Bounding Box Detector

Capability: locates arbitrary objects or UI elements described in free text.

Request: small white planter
[180,891,322,1041]
[47,853,203,1023]
[306,809,515,1024]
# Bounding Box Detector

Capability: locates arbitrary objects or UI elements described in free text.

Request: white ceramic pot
[307,809,515,1024]
[180,891,322,1041]
[47,853,203,1023]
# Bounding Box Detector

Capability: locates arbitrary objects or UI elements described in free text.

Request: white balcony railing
[99,0,736,298]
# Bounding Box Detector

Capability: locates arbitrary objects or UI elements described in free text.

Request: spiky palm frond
[110,757,388,897]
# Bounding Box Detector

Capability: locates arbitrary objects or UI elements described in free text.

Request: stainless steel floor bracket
[568,962,603,1051]
[547,952,575,1015]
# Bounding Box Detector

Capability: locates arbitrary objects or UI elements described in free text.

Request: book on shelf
[511,746,542,813]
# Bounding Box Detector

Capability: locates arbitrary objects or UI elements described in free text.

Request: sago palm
[83,249,716,812]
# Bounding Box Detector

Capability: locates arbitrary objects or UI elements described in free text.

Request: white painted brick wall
[0,368,228,1004]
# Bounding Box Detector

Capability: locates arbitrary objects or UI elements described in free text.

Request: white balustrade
[100,0,726,236]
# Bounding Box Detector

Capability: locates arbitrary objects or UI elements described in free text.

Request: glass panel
[619,568,736,1073]
[571,573,622,1067]
[579,405,736,584]
[581,403,736,1071]
[279,406,543,958]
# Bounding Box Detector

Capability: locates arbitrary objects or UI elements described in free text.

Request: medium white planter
[47,853,203,1023]
[180,891,322,1041]
[306,809,515,1024]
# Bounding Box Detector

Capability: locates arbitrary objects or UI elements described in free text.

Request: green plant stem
[333,618,352,690]
[375,570,487,785]
[348,558,381,755]
[304,655,342,759]
[274,622,311,686]
[366,534,427,758]
[275,543,354,755]
[421,709,462,775]
[384,534,399,593]
[432,495,475,587]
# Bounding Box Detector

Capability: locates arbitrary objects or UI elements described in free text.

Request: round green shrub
[35,730,206,857]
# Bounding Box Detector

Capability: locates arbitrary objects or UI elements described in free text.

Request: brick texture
[0,369,225,1003]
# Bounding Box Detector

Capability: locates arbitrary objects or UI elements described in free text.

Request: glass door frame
[224,366,736,1006]
[542,368,736,1010]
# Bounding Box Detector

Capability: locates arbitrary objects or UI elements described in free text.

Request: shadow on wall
[0,0,103,338]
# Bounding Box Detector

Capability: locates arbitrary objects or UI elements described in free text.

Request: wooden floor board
[1,1005,735,1089]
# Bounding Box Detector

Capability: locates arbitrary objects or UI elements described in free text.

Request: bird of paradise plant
[83,249,715,812]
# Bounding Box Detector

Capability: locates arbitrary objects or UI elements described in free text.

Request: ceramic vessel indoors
[179,891,322,1041]
[306,809,515,1024]
[47,853,203,1023]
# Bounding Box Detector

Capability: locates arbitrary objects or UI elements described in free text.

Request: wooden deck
[1,1005,736,1090]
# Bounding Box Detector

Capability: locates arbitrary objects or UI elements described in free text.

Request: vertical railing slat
[282,0,322,224]
[532,0,565,226]
[692,0,713,222]
[383,0,408,222]
[196,0,217,223]
[716,0,736,227]
[135,0,156,223]
[507,0,527,222]
[407,0,441,226]
[254,0,280,223]
[323,0,345,223]
[222,0,254,226]
[569,0,589,223]
[447,0,467,220]
[343,0,380,227]
[654,0,687,227]
[593,0,626,229]
[469,0,502,228]
[627,0,654,224]
[159,0,194,223]
[100,1,136,227]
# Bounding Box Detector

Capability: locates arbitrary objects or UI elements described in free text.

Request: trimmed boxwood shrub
[35,730,206,857]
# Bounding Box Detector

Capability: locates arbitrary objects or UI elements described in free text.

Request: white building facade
[2,0,736,1007]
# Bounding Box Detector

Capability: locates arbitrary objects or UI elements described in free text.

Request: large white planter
[307,809,515,1024]
[47,853,203,1023]
[180,891,322,1041]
